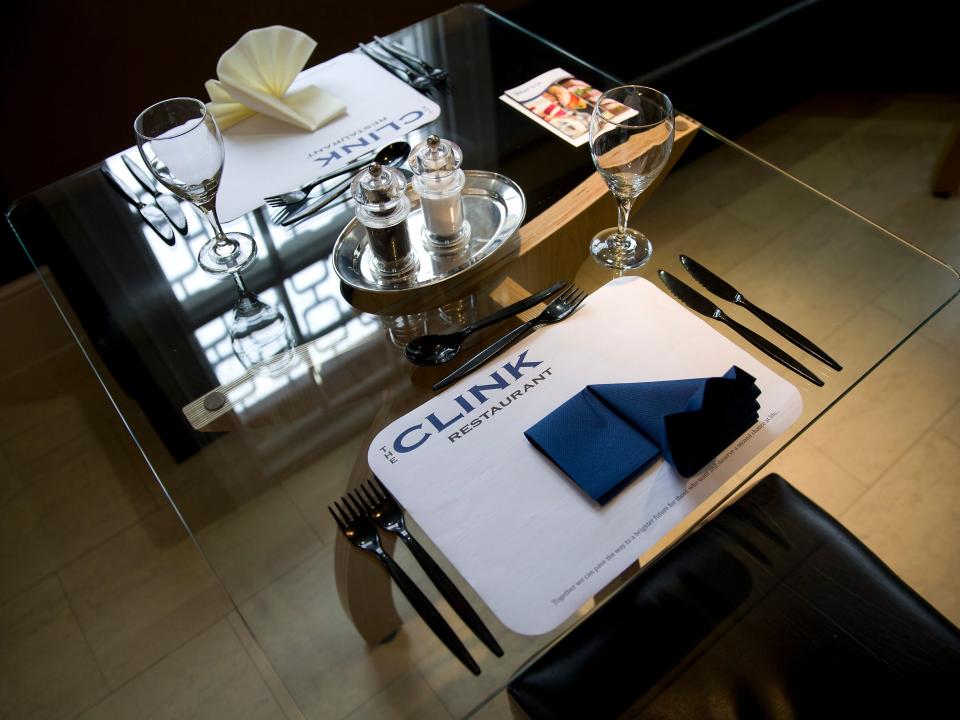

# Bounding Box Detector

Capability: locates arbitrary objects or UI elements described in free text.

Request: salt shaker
[408,134,470,253]
[351,162,418,282]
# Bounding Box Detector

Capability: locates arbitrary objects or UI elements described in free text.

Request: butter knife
[658,270,824,387]
[101,167,175,246]
[121,154,189,236]
[680,255,842,371]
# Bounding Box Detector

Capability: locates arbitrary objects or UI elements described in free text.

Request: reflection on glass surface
[7,8,959,719]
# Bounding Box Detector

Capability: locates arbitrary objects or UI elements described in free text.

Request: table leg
[334,523,403,645]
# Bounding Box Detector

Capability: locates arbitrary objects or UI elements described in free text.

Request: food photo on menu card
[500,67,635,146]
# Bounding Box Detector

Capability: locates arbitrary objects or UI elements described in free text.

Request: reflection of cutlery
[358,43,434,91]
[358,477,504,658]
[405,281,567,366]
[433,285,586,392]
[372,35,448,83]
[101,167,175,246]
[658,270,823,387]
[679,255,842,371]
[120,154,188,236]
[329,494,481,676]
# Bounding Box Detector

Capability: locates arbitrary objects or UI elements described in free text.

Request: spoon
[405,281,567,366]
[268,140,410,207]
[281,143,410,226]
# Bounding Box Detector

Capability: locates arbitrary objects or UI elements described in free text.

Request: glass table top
[6,5,959,717]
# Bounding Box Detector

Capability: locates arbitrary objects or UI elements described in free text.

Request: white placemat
[369,277,803,635]
[216,52,440,220]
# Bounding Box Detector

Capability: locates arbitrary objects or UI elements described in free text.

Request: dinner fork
[329,495,481,675]
[264,149,378,207]
[358,477,504,657]
[270,175,353,225]
[433,285,587,391]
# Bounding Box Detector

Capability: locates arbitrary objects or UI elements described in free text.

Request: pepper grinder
[408,134,470,254]
[351,162,418,282]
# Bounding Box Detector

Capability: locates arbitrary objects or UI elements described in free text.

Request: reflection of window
[190,263,379,412]
[105,153,382,414]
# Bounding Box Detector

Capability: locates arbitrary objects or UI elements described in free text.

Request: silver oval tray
[333,170,526,292]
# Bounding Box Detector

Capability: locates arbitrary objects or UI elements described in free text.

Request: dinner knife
[679,255,842,371]
[658,270,824,387]
[121,154,189,236]
[101,167,175,246]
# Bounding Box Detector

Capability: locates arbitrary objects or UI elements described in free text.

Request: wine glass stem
[615,196,634,245]
[232,272,257,310]
[204,207,234,248]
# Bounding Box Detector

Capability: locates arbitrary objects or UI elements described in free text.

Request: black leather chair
[507,474,960,719]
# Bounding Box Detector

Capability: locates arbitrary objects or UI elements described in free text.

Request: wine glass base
[198,232,258,275]
[590,227,653,271]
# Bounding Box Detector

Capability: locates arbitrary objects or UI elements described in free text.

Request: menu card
[215,52,441,220]
[500,68,630,147]
[369,277,803,635]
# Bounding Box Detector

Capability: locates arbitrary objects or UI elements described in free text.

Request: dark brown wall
[1,0,526,202]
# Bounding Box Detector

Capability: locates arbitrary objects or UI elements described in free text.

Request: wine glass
[134,97,257,275]
[229,273,296,372]
[588,86,674,270]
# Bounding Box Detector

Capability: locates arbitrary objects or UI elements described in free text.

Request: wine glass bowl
[134,97,257,275]
[588,86,674,271]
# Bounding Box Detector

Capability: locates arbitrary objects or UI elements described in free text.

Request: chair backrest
[507,473,960,719]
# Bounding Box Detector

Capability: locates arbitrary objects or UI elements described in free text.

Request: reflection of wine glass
[134,97,257,275]
[229,273,295,372]
[588,86,674,270]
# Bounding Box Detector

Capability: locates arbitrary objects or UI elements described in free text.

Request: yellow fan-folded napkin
[206,26,346,131]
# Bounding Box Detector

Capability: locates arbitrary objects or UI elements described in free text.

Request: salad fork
[329,495,481,675]
[270,175,352,225]
[358,477,503,657]
[433,285,587,391]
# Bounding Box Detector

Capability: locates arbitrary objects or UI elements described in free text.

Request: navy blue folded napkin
[524,366,761,504]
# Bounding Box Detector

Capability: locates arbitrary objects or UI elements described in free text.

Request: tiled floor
[1,93,957,719]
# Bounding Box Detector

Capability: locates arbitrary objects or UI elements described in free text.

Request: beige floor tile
[59,507,233,689]
[0,448,16,506]
[785,131,901,200]
[228,612,307,720]
[803,330,960,486]
[344,669,452,720]
[77,618,286,720]
[0,576,108,720]
[841,430,960,626]
[416,623,552,720]
[197,487,322,603]
[875,95,960,124]
[0,400,157,603]
[938,401,960,445]
[0,396,86,470]
[468,692,514,720]
[282,433,366,546]
[918,295,960,358]
[722,172,827,241]
[764,438,867,516]
[239,545,446,720]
